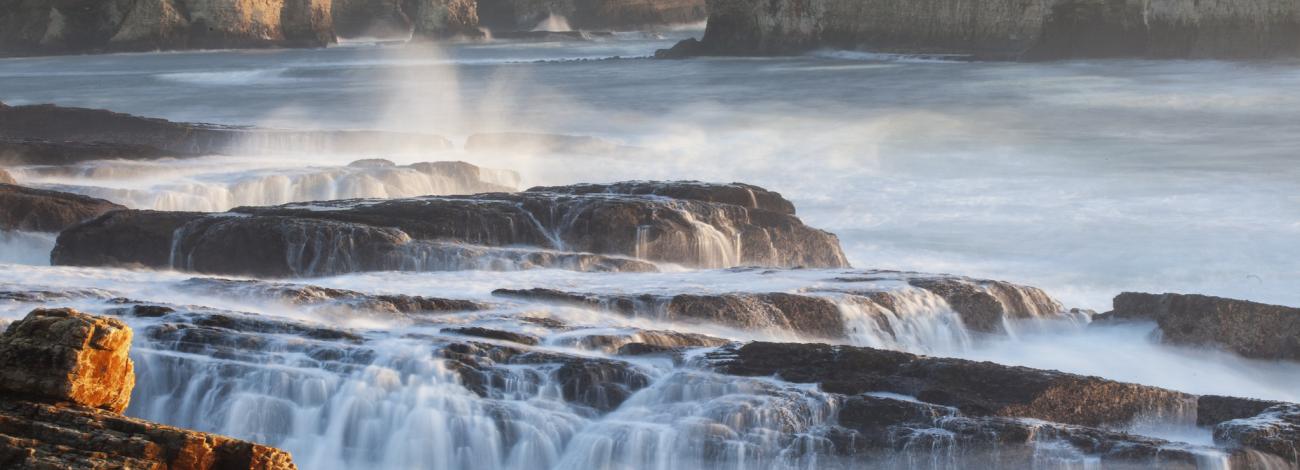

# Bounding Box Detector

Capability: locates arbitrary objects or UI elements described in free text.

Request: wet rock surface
[715,341,1196,428]
[0,102,450,157]
[1214,404,1300,465]
[1099,292,1300,360]
[0,138,182,165]
[0,308,298,469]
[528,180,798,215]
[1198,395,1289,426]
[0,183,126,232]
[180,277,486,314]
[54,181,848,275]
[680,0,1300,60]
[440,340,652,412]
[906,277,1063,333]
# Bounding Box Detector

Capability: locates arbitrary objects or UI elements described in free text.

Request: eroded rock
[1099,292,1300,361]
[0,184,125,232]
[1215,404,1300,464]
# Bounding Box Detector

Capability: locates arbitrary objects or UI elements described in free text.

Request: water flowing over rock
[905,276,1064,333]
[1098,292,1300,361]
[674,0,1300,60]
[0,0,333,56]
[529,180,798,214]
[1214,404,1300,465]
[179,277,487,314]
[0,308,298,469]
[716,341,1197,428]
[476,0,705,32]
[53,181,848,274]
[0,184,125,232]
[0,102,451,157]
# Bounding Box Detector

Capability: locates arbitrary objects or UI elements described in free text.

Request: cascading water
[835,288,973,354]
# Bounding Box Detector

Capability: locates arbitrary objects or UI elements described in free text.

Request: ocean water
[0,31,1298,469]
[5,33,1297,310]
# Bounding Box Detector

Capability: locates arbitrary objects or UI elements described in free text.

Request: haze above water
[3,32,1299,310]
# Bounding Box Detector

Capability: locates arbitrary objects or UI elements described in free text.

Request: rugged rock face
[0,102,451,157]
[0,308,134,413]
[476,0,705,31]
[677,0,1300,60]
[53,181,848,275]
[440,339,652,411]
[0,308,298,469]
[1098,292,1300,361]
[0,0,334,56]
[0,184,126,232]
[716,341,1196,428]
[1215,404,1300,465]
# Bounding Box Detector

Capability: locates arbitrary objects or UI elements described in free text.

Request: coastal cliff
[0,0,335,56]
[665,0,1300,60]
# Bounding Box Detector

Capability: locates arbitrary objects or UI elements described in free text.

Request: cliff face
[477,0,705,31]
[689,0,1300,60]
[330,0,480,38]
[0,0,334,56]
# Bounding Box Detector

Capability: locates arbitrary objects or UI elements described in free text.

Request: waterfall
[835,289,973,354]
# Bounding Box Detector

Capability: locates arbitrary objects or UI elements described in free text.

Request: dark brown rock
[1198,395,1289,427]
[0,184,125,232]
[717,341,1196,428]
[444,327,540,346]
[439,340,650,412]
[0,102,450,156]
[1100,292,1300,360]
[0,138,182,166]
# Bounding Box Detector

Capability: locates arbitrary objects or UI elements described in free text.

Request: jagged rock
[0,184,125,232]
[906,277,1063,333]
[654,37,703,59]
[179,277,486,313]
[494,288,846,338]
[0,308,298,469]
[444,326,540,345]
[675,0,1300,60]
[1098,292,1300,361]
[0,102,450,157]
[716,341,1195,428]
[1215,404,1300,464]
[0,0,334,56]
[0,308,134,413]
[476,0,705,32]
[55,181,848,275]
[0,168,13,185]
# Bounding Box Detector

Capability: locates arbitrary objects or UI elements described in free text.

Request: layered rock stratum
[0,308,298,469]
[1097,292,1300,361]
[664,0,1300,60]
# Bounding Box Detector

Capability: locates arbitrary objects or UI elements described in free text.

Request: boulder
[0,308,299,470]
[0,184,126,232]
[0,308,134,413]
[0,168,13,184]
[1099,292,1300,360]
[673,0,1300,60]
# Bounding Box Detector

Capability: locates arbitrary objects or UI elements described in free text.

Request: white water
[1,31,1297,470]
